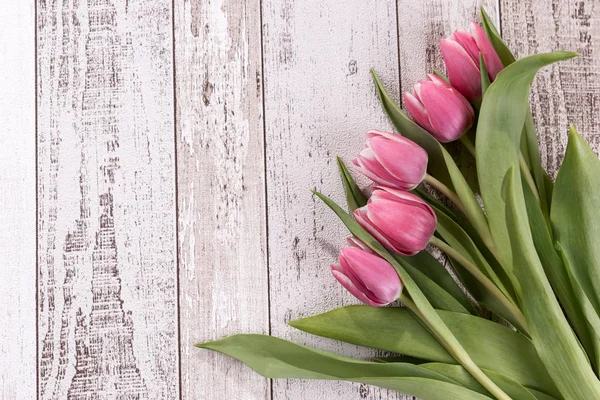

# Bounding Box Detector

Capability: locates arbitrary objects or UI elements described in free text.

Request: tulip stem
[400,293,512,400]
[459,135,476,156]
[429,236,529,334]
[519,152,541,203]
[423,174,466,215]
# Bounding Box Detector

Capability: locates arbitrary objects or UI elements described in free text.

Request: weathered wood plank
[500,0,600,175]
[0,2,36,399]
[174,0,270,399]
[262,1,408,399]
[37,1,178,398]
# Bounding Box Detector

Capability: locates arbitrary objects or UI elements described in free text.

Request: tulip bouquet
[197,8,600,400]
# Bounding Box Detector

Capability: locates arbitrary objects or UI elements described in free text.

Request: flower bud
[354,187,437,256]
[404,74,475,143]
[440,22,504,102]
[352,130,428,190]
[331,247,402,306]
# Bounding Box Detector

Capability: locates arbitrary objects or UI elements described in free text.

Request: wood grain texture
[174,0,270,399]
[37,0,178,399]
[262,1,408,399]
[500,0,600,176]
[0,2,36,399]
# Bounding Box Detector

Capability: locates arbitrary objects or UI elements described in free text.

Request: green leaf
[476,51,578,269]
[312,191,509,398]
[503,165,600,399]
[432,207,525,331]
[522,172,596,368]
[197,334,492,400]
[337,156,367,212]
[480,7,516,67]
[480,53,491,96]
[423,363,546,400]
[551,127,600,324]
[556,241,600,372]
[290,305,557,397]
[401,251,477,315]
[400,257,472,314]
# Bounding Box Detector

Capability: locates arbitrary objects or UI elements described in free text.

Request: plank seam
[258,0,274,398]
[34,0,40,397]
[171,0,183,398]
[395,0,403,100]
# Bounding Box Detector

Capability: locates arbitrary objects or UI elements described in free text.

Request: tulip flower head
[331,247,402,307]
[404,74,475,143]
[440,22,504,102]
[352,130,428,190]
[354,187,437,256]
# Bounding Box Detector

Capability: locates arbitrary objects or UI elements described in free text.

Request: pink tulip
[440,22,504,102]
[352,130,428,190]
[354,187,437,256]
[404,74,475,143]
[331,247,402,306]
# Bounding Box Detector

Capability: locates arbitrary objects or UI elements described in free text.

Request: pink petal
[341,247,402,303]
[471,22,504,80]
[369,136,427,190]
[440,38,482,102]
[331,265,384,306]
[452,30,480,64]
[417,81,474,142]
[404,91,435,134]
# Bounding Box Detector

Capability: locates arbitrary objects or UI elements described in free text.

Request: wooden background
[1,0,598,399]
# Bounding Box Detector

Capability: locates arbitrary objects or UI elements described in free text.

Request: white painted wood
[0,2,36,399]
[262,1,410,399]
[174,0,270,399]
[37,1,178,399]
[500,0,600,175]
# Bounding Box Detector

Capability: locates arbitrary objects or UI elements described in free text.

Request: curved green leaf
[197,334,491,400]
[290,305,557,396]
[522,173,596,368]
[504,165,600,399]
[476,51,578,269]
[551,127,600,325]
[337,156,367,211]
[399,251,476,314]
[480,7,516,67]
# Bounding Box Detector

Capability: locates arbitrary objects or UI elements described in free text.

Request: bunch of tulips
[198,8,600,400]
[334,20,501,310]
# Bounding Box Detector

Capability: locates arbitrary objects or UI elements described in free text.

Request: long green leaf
[480,7,516,67]
[503,165,600,399]
[337,156,367,211]
[556,242,600,372]
[401,259,471,314]
[551,127,600,322]
[476,51,577,269]
[522,173,596,367]
[197,334,492,400]
[400,251,476,314]
[290,305,557,396]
